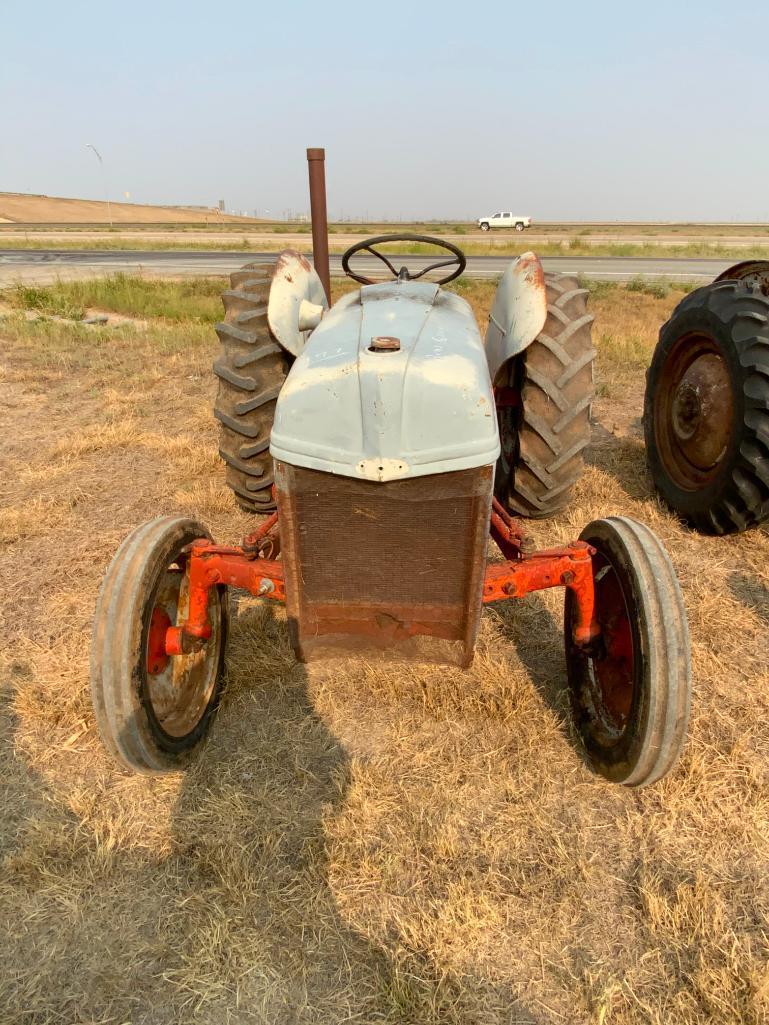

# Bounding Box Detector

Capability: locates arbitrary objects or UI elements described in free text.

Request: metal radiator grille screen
[275,462,492,666]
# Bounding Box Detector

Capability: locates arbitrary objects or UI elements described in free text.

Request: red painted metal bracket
[482,541,598,645]
[242,509,280,559]
[486,495,599,644]
[165,540,285,655]
[165,497,600,656]
[489,495,527,560]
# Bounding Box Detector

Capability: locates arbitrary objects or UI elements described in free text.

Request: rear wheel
[564,517,691,786]
[495,273,595,517]
[643,280,769,534]
[90,517,228,774]
[213,260,291,513]
[515,222,525,232]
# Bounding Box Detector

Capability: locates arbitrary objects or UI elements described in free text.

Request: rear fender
[485,252,547,381]
[268,250,329,357]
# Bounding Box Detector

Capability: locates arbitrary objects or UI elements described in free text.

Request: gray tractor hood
[270,280,500,482]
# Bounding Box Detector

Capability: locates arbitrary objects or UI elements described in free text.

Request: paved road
[0,248,735,285]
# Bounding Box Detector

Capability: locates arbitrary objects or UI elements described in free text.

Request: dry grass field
[0,273,768,1025]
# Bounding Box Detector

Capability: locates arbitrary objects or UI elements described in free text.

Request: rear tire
[495,273,595,517]
[564,516,691,786]
[515,222,525,232]
[643,280,769,534]
[213,260,291,513]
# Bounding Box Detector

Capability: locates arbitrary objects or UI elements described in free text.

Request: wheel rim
[653,333,733,490]
[143,556,223,739]
[581,551,635,744]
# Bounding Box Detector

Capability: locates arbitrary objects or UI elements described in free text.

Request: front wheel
[480,222,490,232]
[564,517,691,787]
[90,517,228,774]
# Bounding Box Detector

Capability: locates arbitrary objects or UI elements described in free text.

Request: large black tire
[495,273,595,517]
[564,516,691,787]
[90,517,228,774]
[643,280,769,534]
[213,261,291,512]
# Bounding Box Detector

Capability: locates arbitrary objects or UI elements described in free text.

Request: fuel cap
[369,336,401,353]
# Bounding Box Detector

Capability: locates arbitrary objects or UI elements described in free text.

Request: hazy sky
[3,1,769,221]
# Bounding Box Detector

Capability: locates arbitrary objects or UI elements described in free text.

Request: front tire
[564,517,691,787]
[90,517,228,774]
[643,280,769,534]
[480,222,490,232]
[495,273,595,517]
[213,260,291,513]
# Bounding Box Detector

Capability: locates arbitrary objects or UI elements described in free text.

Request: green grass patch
[627,276,672,299]
[3,273,700,331]
[1,311,214,374]
[577,278,622,299]
[579,276,696,300]
[9,285,86,320]
[596,330,651,367]
[5,274,224,323]
[625,276,697,299]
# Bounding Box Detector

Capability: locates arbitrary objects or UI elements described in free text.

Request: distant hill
[0,192,262,225]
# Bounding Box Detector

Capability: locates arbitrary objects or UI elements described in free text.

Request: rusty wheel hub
[670,353,731,468]
[144,562,222,739]
[654,335,734,490]
[585,555,635,742]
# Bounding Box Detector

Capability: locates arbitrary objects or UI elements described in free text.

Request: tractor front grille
[275,461,493,666]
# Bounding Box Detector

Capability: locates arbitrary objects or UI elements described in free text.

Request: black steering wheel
[341,233,466,285]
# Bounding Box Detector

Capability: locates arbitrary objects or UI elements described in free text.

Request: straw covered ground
[0,272,767,1025]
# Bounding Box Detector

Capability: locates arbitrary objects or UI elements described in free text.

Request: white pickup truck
[477,212,532,232]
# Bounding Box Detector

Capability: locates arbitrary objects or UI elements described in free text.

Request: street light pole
[85,143,113,227]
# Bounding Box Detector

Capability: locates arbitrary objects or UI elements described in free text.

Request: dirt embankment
[0,192,262,225]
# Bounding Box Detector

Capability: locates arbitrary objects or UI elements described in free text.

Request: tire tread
[567,516,691,787]
[213,259,290,512]
[503,275,595,518]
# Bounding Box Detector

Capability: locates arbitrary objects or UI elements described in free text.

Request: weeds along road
[0,248,736,285]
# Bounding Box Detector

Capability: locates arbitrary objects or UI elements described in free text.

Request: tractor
[91,230,692,788]
[644,260,769,534]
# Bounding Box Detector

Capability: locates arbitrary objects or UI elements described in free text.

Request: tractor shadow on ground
[168,598,547,1025]
[728,568,769,628]
[586,421,656,502]
[491,591,594,777]
[0,628,543,1025]
[0,672,134,1016]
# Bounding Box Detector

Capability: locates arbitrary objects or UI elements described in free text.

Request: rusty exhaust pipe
[306,147,331,303]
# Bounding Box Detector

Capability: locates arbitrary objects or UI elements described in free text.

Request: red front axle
[165,497,599,656]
